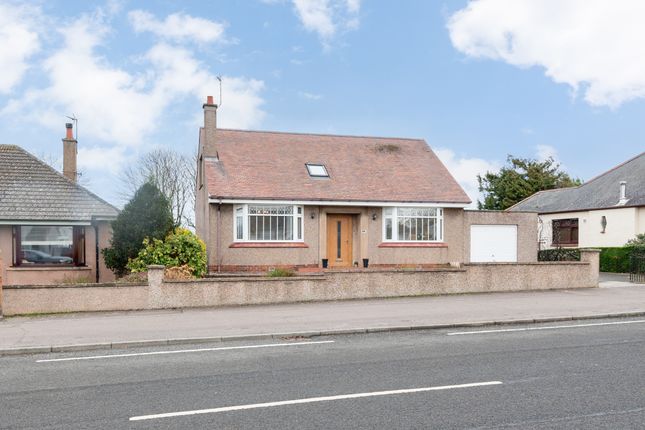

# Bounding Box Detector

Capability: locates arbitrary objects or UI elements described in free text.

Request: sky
[1,0,644,208]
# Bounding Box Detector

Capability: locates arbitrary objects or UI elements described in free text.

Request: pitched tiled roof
[509,152,645,213]
[0,145,119,221]
[204,129,471,204]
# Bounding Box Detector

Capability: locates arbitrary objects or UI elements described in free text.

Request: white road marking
[36,340,335,363]
[447,319,645,336]
[129,380,503,421]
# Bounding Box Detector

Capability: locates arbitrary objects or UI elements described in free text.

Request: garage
[470,225,518,263]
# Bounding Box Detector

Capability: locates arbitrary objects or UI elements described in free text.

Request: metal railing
[629,250,645,284]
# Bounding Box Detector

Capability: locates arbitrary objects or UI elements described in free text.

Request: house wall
[539,207,641,248]
[2,250,599,316]
[208,204,320,271]
[0,221,114,286]
[204,204,538,271]
[464,210,538,262]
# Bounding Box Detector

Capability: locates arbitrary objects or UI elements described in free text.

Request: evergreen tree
[478,156,582,210]
[102,182,174,277]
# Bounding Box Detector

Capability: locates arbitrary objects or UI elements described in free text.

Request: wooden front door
[326,215,353,267]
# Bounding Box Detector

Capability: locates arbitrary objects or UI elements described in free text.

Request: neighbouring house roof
[204,129,471,205]
[509,152,645,213]
[0,145,119,222]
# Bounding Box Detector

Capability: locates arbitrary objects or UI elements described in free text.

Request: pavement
[1,281,644,355]
[1,318,644,428]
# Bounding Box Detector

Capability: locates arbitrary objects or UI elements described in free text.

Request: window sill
[552,243,579,248]
[378,242,448,248]
[229,242,309,248]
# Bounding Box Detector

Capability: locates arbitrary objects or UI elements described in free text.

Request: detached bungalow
[195,97,537,272]
[509,152,644,249]
[0,124,118,285]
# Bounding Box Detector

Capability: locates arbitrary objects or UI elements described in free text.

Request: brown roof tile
[205,129,471,204]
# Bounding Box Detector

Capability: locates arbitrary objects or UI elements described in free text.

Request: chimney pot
[65,123,74,139]
[207,95,214,105]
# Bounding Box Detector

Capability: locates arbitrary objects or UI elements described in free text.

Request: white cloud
[535,144,558,162]
[3,11,265,170]
[291,0,360,45]
[298,91,323,100]
[0,2,41,93]
[128,10,226,44]
[447,0,645,108]
[78,146,128,174]
[434,148,500,207]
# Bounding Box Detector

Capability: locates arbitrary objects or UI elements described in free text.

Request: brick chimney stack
[204,95,217,129]
[62,123,77,183]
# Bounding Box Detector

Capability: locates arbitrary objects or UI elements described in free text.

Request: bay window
[13,225,85,266]
[234,205,304,242]
[383,207,443,242]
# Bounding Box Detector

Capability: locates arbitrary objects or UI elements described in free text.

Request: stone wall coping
[3,282,147,290]
[465,261,588,266]
[164,275,327,284]
[326,267,466,274]
[6,266,92,272]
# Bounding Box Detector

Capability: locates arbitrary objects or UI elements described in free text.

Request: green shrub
[538,248,580,262]
[102,182,174,277]
[127,228,207,277]
[627,233,645,246]
[267,268,295,277]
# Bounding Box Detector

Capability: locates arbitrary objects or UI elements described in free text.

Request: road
[1,318,644,429]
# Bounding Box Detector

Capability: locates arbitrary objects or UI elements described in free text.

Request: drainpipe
[217,201,222,273]
[94,223,100,283]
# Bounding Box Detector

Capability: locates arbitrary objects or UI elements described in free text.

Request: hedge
[538,248,580,262]
[598,247,633,273]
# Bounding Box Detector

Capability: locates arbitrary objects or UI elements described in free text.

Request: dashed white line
[447,319,645,336]
[129,381,503,421]
[36,340,335,363]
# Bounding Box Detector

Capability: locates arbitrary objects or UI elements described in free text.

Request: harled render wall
[205,204,538,271]
[1,250,599,315]
[0,222,114,286]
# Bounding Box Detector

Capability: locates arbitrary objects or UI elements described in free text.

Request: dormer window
[306,163,329,178]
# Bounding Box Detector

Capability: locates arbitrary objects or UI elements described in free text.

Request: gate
[630,249,645,283]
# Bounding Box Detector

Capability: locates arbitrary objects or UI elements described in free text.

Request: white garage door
[470,225,517,263]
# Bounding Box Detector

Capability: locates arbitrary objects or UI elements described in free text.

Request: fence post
[580,249,601,287]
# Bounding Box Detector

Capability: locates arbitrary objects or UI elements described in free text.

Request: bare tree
[120,149,196,228]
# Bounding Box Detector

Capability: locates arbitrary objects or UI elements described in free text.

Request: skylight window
[306,163,329,178]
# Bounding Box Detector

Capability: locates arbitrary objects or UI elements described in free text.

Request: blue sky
[1,0,644,207]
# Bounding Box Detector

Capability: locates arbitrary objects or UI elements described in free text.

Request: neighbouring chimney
[62,123,77,183]
[618,181,628,205]
[204,95,217,129]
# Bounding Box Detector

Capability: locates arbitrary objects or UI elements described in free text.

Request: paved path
[1,284,644,351]
[2,319,644,428]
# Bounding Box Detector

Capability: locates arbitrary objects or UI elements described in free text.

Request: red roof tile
[205,129,470,204]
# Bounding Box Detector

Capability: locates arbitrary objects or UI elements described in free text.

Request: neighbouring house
[509,152,645,249]
[0,124,119,285]
[195,97,537,272]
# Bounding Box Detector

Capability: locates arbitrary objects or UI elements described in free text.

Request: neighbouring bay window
[234,205,304,241]
[552,218,578,246]
[12,225,86,266]
[383,207,443,242]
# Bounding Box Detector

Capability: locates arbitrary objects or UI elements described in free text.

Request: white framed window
[234,204,304,242]
[382,207,443,242]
